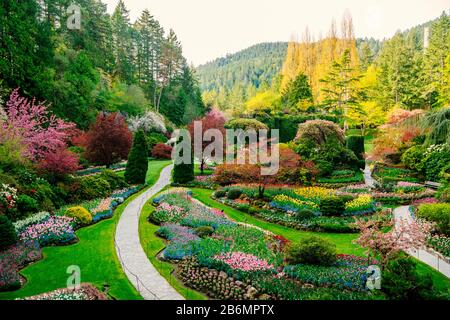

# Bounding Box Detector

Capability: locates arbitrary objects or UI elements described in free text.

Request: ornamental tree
[353,217,433,269]
[151,143,173,160]
[125,131,149,184]
[187,109,226,174]
[85,112,133,166]
[37,148,80,178]
[3,89,75,161]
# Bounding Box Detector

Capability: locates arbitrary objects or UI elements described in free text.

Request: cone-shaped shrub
[125,130,149,184]
[173,137,194,184]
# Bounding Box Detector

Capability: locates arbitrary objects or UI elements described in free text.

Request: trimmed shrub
[225,118,269,131]
[0,216,17,250]
[295,209,315,220]
[286,236,337,266]
[16,195,39,216]
[77,176,111,200]
[151,143,173,160]
[213,190,226,198]
[382,257,435,300]
[319,197,346,216]
[346,135,365,160]
[194,226,215,238]
[172,137,194,184]
[227,189,243,200]
[65,206,92,225]
[99,170,127,190]
[125,130,149,184]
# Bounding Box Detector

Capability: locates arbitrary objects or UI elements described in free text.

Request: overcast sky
[103,0,449,66]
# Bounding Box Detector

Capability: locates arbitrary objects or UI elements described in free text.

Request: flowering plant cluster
[394,181,425,194]
[427,234,450,258]
[344,195,376,214]
[412,197,439,206]
[0,241,41,291]
[339,184,370,194]
[19,284,108,300]
[270,194,319,213]
[214,252,274,272]
[13,212,50,233]
[294,187,335,204]
[284,254,376,291]
[18,216,76,246]
[0,183,18,211]
[152,203,187,224]
[180,201,234,229]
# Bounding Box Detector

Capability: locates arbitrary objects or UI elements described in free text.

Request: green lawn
[194,164,214,176]
[0,160,171,300]
[138,198,207,300]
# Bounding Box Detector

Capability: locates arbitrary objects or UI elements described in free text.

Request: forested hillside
[0,0,205,128]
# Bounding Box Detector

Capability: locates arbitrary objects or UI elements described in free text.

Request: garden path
[394,206,450,278]
[115,164,184,300]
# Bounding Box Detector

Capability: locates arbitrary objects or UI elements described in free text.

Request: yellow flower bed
[345,194,373,211]
[294,187,335,201]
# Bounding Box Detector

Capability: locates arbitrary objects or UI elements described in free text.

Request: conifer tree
[125,130,149,184]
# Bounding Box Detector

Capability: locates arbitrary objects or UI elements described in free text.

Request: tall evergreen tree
[282,73,313,110]
[125,130,149,184]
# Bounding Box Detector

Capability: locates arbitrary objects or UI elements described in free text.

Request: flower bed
[283,254,376,291]
[18,216,76,246]
[317,171,364,185]
[19,283,108,300]
[338,184,370,194]
[427,234,450,258]
[269,195,319,213]
[344,195,376,216]
[0,241,42,291]
[394,182,425,194]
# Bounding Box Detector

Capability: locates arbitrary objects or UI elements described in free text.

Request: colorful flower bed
[427,234,450,258]
[214,252,274,272]
[18,216,76,246]
[294,187,336,204]
[0,241,42,291]
[317,170,364,185]
[394,181,425,194]
[19,283,108,300]
[344,195,376,216]
[338,184,370,194]
[283,254,376,291]
[269,195,319,213]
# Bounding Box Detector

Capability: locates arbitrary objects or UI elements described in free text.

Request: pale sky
[103,0,449,66]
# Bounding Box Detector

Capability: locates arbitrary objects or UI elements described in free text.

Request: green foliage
[295,209,315,221]
[225,118,268,131]
[227,189,243,200]
[286,236,337,266]
[213,190,227,198]
[194,226,215,238]
[382,257,436,300]
[65,206,93,226]
[319,197,346,216]
[417,203,450,236]
[146,132,168,152]
[125,131,149,184]
[77,176,111,201]
[346,135,365,160]
[0,216,17,250]
[282,73,313,109]
[99,170,127,190]
[402,145,426,173]
[15,195,39,217]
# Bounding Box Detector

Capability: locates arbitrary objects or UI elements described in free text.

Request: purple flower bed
[18,216,76,246]
[0,241,42,291]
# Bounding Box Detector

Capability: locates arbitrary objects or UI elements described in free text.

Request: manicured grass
[138,196,207,300]
[0,160,172,300]
[414,257,450,291]
[191,188,364,256]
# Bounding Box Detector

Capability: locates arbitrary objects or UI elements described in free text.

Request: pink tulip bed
[18,283,108,300]
[150,188,375,300]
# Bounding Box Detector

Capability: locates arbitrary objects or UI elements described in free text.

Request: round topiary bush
[295,209,315,221]
[65,206,92,225]
[213,190,227,198]
[194,226,215,238]
[346,135,365,160]
[0,216,18,250]
[286,236,337,266]
[319,197,345,216]
[227,189,243,200]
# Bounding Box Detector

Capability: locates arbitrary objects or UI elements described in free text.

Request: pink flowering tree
[37,148,80,177]
[3,89,76,161]
[353,217,433,269]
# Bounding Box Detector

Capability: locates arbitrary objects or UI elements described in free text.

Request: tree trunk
[200,158,205,175]
[258,185,265,199]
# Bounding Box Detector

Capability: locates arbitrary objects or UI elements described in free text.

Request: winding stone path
[394,206,450,278]
[363,164,376,188]
[114,164,184,300]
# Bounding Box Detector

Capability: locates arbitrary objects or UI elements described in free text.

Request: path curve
[115,164,184,300]
[394,206,450,278]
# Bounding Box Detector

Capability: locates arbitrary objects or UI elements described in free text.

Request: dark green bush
[125,131,149,184]
[172,137,194,184]
[382,257,436,300]
[146,132,168,154]
[227,189,243,200]
[99,170,127,190]
[77,176,111,200]
[346,135,365,160]
[319,197,345,216]
[194,226,215,238]
[295,209,315,220]
[286,236,337,266]
[16,195,39,216]
[0,216,17,250]
[213,190,227,198]
[248,207,259,215]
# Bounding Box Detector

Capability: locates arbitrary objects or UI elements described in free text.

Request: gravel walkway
[114,164,184,300]
[394,206,450,278]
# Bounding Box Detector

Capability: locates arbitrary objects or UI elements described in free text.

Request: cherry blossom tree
[3,89,75,161]
[353,216,433,269]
